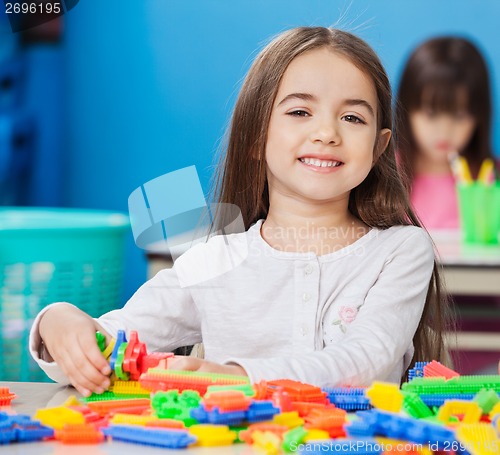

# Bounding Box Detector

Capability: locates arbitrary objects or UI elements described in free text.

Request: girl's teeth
[300,157,341,167]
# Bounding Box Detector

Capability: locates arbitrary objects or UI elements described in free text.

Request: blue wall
[59,0,500,301]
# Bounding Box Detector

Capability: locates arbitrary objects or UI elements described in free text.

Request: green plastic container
[457,182,500,244]
[0,207,130,382]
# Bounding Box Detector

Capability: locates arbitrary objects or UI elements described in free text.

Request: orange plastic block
[108,405,151,417]
[0,387,17,406]
[266,380,328,403]
[145,419,186,430]
[55,423,104,444]
[87,398,151,417]
[304,407,347,437]
[291,401,333,417]
[203,390,252,412]
[423,360,460,379]
[271,387,294,412]
[253,381,268,400]
[139,369,249,394]
[239,423,289,444]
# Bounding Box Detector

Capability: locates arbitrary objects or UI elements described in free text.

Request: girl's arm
[29,265,202,392]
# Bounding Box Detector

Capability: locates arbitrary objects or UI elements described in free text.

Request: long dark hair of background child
[396,36,495,183]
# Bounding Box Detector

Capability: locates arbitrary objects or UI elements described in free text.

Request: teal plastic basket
[0,207,130,382]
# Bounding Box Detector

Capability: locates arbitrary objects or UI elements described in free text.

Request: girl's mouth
[298,157,344,168]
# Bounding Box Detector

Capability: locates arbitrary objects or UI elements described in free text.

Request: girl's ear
[373,128,392,164]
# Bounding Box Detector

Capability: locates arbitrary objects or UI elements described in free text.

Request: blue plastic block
[0,428,16,445]
[103,425,196,449]
[246,400,280,422]
[407,362,429,382]
[346,420,377,438]
[420,393,475,407]
[324,387,371,411]
[190,406,246,425]
[109,330,127,370]
[15,422,54,442]
[349,410,457,451]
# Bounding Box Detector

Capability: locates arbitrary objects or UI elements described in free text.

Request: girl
[396,37,496,229]
[30,27,449,396]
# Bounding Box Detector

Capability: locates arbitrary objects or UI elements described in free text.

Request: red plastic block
[0,387,17,406]
[141,352,174,374]
[423,361,460,379]
[266,380,328,403]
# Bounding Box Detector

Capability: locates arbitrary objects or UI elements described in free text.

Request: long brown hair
[396,36,494,180]
[212,27,451,375]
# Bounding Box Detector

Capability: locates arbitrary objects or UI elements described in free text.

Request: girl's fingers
[57,353,104,396]
[80,333,112,375]
[75,337,111,387]
[53,340,108,394]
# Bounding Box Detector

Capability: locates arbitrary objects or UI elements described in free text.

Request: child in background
[396,36,496,230]
[30,27,450,396]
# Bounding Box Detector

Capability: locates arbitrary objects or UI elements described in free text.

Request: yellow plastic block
[437,400,482,424]
[252,430,282,455]
[110,414,158,426]
[111,380,151,396]
[273,411,304,429]
[303,429,330,442]
[489,402,500,420]
[102,338,116,360]
[62,395,82,407]
[34,406,85,429]
[189,424,236,446]
[366,382,403,412]
[456,423,500,455]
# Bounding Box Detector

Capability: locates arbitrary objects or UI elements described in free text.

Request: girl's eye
[287,110,310,117]
[342,114,365,124]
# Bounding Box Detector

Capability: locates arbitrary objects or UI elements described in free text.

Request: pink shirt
[411,173,459,230]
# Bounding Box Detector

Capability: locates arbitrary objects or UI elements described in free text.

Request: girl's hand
[39,305,112,397]
[168,356,247,377]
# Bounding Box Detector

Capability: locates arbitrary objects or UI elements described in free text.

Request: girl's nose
[310,120,340,145]
[435,115,454,135]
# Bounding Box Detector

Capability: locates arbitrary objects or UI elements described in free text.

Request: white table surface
[0,382,256,454]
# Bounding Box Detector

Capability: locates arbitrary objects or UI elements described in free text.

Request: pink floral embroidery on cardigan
[332,305,361,333]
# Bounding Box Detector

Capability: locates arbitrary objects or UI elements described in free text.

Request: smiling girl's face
[265,47,391,206]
